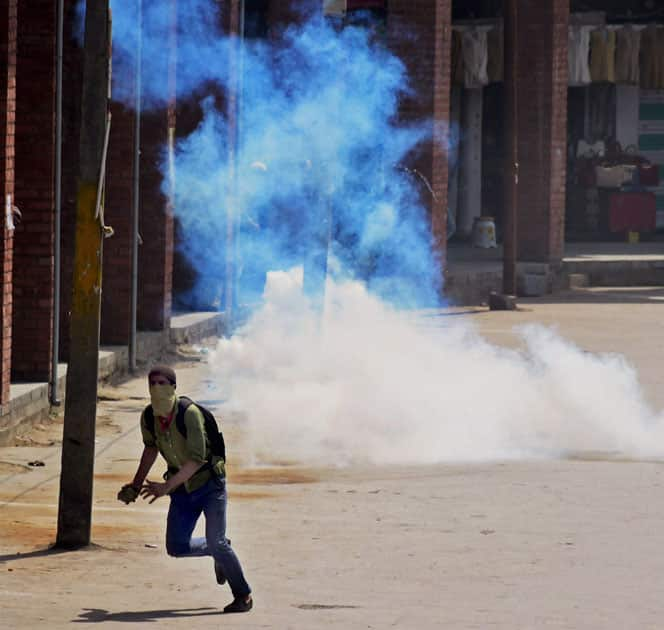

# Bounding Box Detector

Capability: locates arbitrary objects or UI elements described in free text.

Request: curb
[0,312,225,446]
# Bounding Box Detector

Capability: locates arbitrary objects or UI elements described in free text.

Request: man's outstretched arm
[132,446,159,488]
[118,446,159,504]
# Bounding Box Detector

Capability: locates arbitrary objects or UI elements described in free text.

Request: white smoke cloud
[210,270,664,466]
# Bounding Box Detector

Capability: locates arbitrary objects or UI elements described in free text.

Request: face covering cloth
[150,384,176,418]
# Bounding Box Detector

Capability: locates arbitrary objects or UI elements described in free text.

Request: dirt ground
[2,286,664,629]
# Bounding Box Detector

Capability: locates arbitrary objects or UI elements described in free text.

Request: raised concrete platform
[170,311,225,345]
[445,241,664,305]
[561,242,664,287]
[0,311,225,446]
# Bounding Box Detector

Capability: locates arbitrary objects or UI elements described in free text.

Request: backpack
[144,396,226,462]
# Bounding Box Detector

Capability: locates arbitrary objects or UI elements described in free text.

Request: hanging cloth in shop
[461,27,490,89]
[487,22,503,83]
[323,0,346,16]
[615,26,642,85]
[589,28,616,83]
[568,25,593,86]
[588,83,616,142]
[451,29,465,86]
[640,25,660,90]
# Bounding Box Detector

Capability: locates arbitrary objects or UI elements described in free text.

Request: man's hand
[117,483,140,504]
[140,479,170,504]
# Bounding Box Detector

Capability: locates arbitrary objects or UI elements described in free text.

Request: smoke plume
[211,270,664,465]
[108,2,664,465]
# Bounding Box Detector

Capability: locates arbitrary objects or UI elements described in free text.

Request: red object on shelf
[639,163,660,186]
[608,192,657,232]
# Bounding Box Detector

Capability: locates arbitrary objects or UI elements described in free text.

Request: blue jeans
[165,476,251,599]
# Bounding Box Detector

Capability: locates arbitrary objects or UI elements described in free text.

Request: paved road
[1,286,664,629]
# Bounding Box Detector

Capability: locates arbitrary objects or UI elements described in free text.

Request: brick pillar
[100,7,138,345]
[515,0,568,263]
[137,0,176,331]
[171,1,241,311]
[387,0,452,271]
[12,0,56,381]
[100,101,135,344]
[0,0,16,403]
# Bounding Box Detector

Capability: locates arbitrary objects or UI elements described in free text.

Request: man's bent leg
[204,477,251,599]
[165,487,206,557]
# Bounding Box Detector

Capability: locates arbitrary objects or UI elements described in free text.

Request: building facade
[0,0,660,408]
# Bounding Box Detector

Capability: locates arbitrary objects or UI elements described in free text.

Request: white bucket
[472,216,497,248]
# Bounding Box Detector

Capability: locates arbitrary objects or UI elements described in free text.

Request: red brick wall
[12,0,56,381]
[548,0,568,261]
[431,3,451,257]
[387,0,452,268]
[0,0,17,402]
[515,0,568,262]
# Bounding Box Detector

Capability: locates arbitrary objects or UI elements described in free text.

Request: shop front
[567,10,664,242]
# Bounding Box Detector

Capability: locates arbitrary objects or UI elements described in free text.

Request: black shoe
[214,560,226,585]
[223,596,253,614]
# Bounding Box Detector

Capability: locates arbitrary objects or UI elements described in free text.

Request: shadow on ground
[0,546,65,563]
[73,607,221,623]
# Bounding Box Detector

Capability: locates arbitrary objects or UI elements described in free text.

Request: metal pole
[239,0,245,136]
[129,0,142,372]
[225,2,244,325]
[50,0,64,406]
[502,0,518,296]
[235,0,245,313]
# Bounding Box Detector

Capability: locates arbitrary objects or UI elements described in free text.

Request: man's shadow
[74,607,222,623]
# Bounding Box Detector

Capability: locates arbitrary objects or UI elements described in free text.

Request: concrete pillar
[515,0,568,263]
[457,88,483,238]
[0,0,16,403]
[12,0,56,381]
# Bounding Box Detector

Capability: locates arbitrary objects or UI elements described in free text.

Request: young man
[118,365,253,613]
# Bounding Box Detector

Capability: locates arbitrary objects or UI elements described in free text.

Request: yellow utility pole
[56,1,111,549]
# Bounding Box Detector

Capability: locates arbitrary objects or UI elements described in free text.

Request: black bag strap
[174,396,194,437]
[144,404,155,438]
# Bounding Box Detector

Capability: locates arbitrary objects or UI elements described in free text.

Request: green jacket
[140,400,225,493]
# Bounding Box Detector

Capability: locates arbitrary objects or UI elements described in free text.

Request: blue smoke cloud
[109,1,444,311]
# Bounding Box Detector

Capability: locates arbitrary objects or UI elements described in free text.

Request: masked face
[149,383,176,417]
